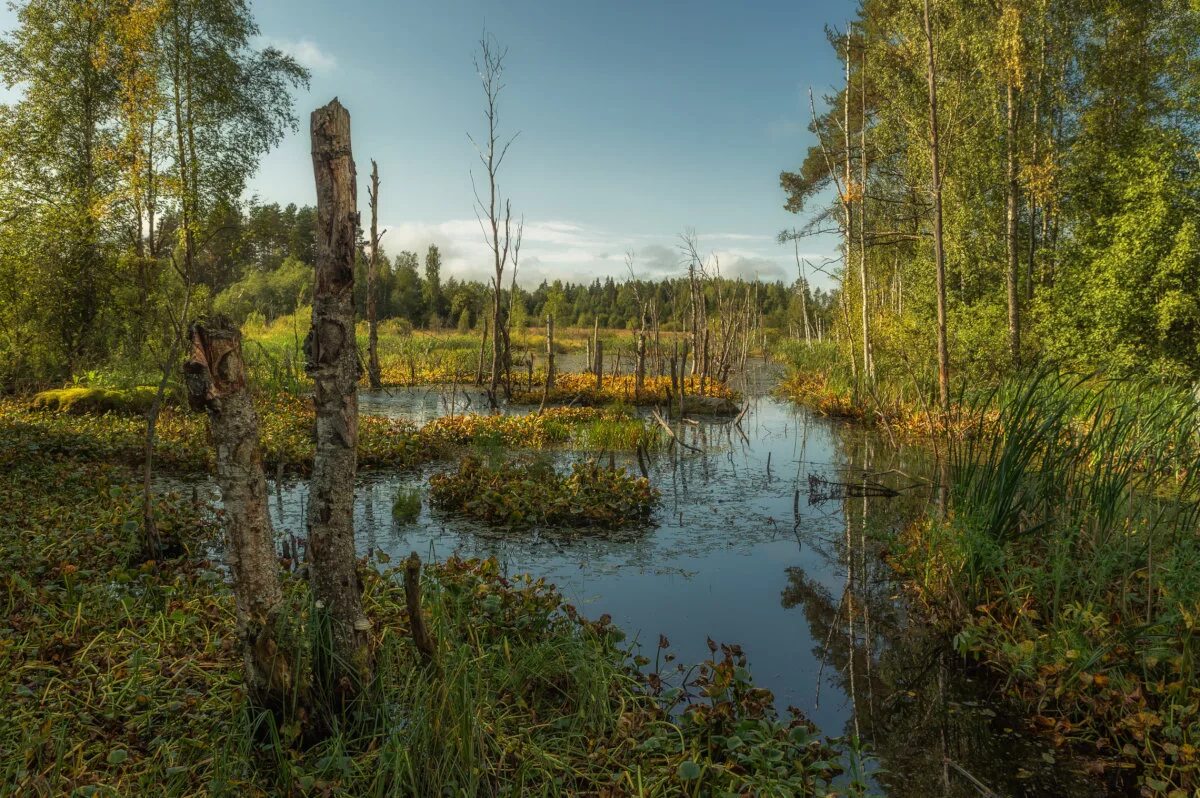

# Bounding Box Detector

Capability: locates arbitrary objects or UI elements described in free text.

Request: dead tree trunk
[366,160,383,391]
[307,98,372,692]
[184,317,292,707]
[475,315,488,387]
[594,338,604,391]
[545,314,555,390]
[635,331,646,399]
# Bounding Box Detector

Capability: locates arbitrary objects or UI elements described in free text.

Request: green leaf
[107,748,129,765]
[677,760,702,780]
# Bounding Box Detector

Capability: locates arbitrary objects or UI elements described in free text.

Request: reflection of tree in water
[783,431,1104,797]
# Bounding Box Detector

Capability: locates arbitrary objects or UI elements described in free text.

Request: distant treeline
[206,203,836,335]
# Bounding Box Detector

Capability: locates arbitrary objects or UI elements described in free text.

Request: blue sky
[1,0,851,286]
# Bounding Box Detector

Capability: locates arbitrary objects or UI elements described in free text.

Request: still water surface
[190,363,1102,796]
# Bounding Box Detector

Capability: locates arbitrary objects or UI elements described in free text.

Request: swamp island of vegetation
[2,2,1199,797]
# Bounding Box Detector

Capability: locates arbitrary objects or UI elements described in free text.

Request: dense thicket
[0,0,308,389]
[782,0,1200,386]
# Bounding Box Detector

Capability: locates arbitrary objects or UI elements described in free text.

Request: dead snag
[594,338,604,392]
[366,159,383,391]
[307,98,373,691]
[546,314,556,390]
[183,316,292,706]
[635,331,646,400]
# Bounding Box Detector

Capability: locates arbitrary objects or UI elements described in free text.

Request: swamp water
[185,364,1102,796]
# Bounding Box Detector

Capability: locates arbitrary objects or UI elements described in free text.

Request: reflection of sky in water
[178,367,1101,795]
[263,376,927,736]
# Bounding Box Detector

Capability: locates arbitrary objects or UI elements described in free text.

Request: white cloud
[256,36,338,73]
[378,218,827,288]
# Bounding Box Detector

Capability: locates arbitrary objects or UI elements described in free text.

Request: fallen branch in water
[651,409,703,454]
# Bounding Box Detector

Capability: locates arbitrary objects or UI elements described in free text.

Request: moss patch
[29,386,161,415]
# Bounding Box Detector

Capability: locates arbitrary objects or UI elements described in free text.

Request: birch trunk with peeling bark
[307,98,372,692]
[183,317,291,706]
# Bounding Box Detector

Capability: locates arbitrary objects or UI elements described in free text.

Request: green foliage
[779,0,1200,394]
[894,371,1200,789]
[214,255,311,322]
[390,487,421,523]
[429,455,659,530]
[0,417,847,796]
[28,386,159,416]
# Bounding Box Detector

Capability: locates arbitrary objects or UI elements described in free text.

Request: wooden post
[594,338,604,391]
[307,98,372,692]
[678,341,688,416]
[184,317,291,707]
[404,553,437,667]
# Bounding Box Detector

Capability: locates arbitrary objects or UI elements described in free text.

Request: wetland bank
[4,0,1200,795]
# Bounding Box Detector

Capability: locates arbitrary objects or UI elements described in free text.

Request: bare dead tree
[503,217,524,397]
[469,32,519,409]
[307,98,373,694]
[184,316,291,708]
[366,160,383,391]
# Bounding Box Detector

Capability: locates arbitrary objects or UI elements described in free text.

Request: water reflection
[181,361,1104,795]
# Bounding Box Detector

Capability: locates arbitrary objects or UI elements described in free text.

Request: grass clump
[429,455,659,530]
[890,371,1200,792]
[420,405,659,451]
[391,487,421,522]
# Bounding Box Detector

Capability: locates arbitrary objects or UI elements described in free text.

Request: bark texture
[183,316,290,705]
[307,98,372,689]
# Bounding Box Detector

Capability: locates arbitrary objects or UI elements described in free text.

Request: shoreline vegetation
[0,448,854,795]
[779,339,1200,793]
[2,344,864,796]
[3,0,1196,790]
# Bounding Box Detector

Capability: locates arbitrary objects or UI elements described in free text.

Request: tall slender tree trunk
[843,28,861,389]
[635,330,646,399]
[367,160,382,390]
[924,0,951,415]
[545,314,555,389]
[858,29,873,381]
[184,317,291,707]
[307,99,372,693]
[475,315,488,386]
[1006,81,1021,367]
